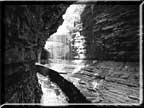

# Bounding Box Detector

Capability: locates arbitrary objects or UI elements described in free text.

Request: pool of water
[36,59,95,74]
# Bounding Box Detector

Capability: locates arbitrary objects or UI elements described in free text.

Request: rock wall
[3,2,70,103]
[4,3,69,65]
[4,3,71,76]
[81,2,139,62]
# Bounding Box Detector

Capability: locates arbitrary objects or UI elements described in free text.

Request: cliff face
[4,3,71,78]
[81,3,139,62]
[4,3,70,65]
[3,3,70,103]
[64,2,140,104]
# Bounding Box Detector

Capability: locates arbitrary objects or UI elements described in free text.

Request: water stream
[36,3,88,105]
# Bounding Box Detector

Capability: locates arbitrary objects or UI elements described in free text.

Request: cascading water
[44,4,87,74]
[36,3,88,105]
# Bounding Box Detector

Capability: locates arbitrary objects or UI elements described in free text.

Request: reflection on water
[36,59,88,74]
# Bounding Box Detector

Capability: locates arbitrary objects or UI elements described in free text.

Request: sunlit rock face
[44,4,87,73]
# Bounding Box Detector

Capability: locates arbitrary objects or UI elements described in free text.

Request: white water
[37,72,68,106]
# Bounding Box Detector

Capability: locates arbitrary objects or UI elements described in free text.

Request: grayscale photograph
[0,0,143,106]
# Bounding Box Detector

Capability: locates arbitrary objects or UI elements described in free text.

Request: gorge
[1,0,141,105]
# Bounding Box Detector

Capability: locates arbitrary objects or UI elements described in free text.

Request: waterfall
[44,3,87,73]
[36,3,87,106]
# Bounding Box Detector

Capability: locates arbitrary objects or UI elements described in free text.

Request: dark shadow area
[4,62,42,103]
[1,2,71,103]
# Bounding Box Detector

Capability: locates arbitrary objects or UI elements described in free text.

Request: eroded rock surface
[64,61,140,104]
